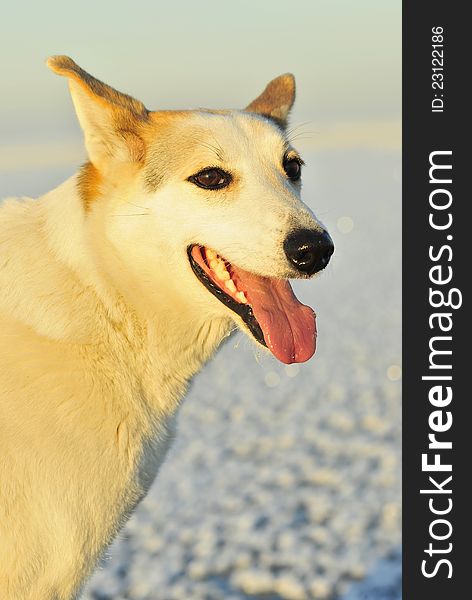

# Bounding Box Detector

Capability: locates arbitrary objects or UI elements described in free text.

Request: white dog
[0,57,333,599]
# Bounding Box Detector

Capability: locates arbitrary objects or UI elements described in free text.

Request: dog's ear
[47,56,148,169]
[245,74,295,128]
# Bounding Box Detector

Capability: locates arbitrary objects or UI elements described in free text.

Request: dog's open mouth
[188,245,317,364]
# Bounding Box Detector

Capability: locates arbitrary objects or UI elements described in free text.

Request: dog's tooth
[225,280,237,293]
[214,266,228,279]
[210,259,219,269]
[217,270,230,281]
[236,291,248,303]
[206,249,217,260]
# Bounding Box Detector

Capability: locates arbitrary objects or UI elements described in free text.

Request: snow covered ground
[3,147,402,599]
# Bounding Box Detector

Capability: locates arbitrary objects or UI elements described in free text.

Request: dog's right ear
[47,56,149,170]
[245,74,296,128]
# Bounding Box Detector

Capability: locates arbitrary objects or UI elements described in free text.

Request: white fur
[0,64,324,599]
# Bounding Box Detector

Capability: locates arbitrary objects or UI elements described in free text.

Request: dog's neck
[34,175,232,408]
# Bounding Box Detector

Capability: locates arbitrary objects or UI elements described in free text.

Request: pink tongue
[234,271,317,364]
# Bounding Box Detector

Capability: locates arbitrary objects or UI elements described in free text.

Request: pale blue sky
[0,1,400,137]
[0,0,400,191]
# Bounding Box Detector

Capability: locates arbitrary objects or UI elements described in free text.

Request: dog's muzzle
[284,229,334,276]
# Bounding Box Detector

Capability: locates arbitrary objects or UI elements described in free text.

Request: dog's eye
[283,157,302,181]
[189,168,232,190]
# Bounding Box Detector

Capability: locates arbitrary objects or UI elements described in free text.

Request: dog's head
[48,56,333,364]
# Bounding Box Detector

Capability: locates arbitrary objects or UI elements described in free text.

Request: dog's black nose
[284,229,334,275]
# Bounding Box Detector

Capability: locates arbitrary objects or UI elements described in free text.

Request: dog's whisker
[286,121,314,136]
[290,131,317,138]
[208,132,225,159]
[124,202,149,211]
[110,213,149,217]
[187,132,225,162]
[286,122,317,146]
[287,133,318,144]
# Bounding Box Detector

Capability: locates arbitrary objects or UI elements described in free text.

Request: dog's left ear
[245,74,295,128]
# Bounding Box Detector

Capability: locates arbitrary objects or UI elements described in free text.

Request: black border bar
[403,3,468,597]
